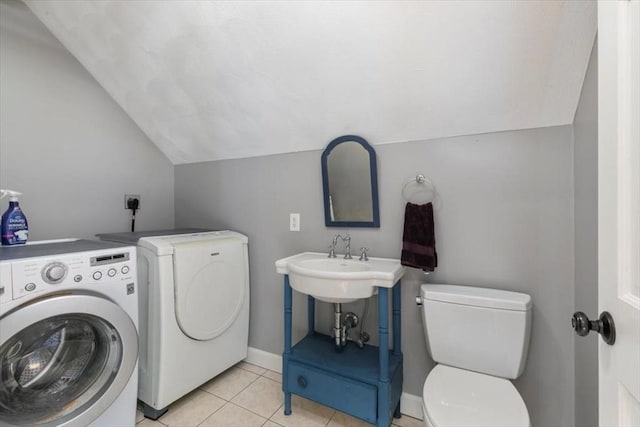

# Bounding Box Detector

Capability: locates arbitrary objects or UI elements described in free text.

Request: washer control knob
[108,268,117,277]
[92,271,103,280]
[25,283,36,292]
[121,266,130,274]
[74,275,82,283]
[42,262,67,284]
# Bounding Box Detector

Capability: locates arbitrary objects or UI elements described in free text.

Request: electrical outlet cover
[290,213,300,231]
[124,194,141,209]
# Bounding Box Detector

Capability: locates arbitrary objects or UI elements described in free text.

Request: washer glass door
[0,296,137,426]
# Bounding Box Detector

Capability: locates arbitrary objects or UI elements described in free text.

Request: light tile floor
[136,362,423,427]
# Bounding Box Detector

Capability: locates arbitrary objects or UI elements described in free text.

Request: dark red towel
[401,202,437,271]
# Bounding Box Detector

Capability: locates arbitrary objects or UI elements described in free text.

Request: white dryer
[0,239,138,427]
[98,230,250,419]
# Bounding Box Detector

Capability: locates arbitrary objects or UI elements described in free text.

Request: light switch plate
[290,213,300,231]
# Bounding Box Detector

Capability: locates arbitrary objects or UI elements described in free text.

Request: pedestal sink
[277,251,406,426]
[275,252,406,303]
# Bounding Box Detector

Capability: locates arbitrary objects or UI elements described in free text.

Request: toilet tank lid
[421,284,532,311]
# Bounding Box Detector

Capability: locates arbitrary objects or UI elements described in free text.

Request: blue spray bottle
[1,189,29,246]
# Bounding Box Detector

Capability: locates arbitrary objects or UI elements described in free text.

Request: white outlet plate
[290,213,300,231]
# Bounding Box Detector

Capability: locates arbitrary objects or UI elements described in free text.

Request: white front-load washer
[97,229,250,419]
[0,239,139,427]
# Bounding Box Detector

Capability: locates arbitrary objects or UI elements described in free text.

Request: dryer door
[173,237,247,340]
[0,294,138,427]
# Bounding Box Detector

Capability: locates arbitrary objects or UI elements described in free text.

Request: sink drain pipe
[333,302,369,352]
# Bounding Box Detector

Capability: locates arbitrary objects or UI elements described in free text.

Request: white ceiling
[25,0,596,164]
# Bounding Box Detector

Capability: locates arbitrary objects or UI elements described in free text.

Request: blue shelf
[282,276,403,427]
[289,334,402,387]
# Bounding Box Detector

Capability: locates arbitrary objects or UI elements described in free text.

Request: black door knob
[571,311,616,345]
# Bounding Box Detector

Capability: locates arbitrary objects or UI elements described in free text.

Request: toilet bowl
[418,284,533,427]
[422,365,530,427]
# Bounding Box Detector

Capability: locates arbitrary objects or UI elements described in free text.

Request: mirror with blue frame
[321,135,380,227]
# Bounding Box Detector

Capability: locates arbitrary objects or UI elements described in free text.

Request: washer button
[25,283,36,292]
[107,268,117,277]
[92,271,102,280]
[74,275,82,283]
[121,266,130,274]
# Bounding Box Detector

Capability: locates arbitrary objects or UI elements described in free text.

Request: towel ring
[402,174,436,204]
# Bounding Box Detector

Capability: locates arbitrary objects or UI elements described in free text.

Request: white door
[598,1,640,426]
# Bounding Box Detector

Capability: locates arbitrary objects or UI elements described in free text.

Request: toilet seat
[422,364,530,427]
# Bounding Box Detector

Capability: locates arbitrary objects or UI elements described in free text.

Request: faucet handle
[359,247,369,261]
[343,235,352,259]
[328,245,336,258]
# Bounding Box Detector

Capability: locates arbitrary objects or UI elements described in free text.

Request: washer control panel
[8,248,135,301]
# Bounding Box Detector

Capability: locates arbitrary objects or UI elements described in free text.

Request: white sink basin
[275,252,406,303]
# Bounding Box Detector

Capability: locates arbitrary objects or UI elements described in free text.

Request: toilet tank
[420,284,532,379]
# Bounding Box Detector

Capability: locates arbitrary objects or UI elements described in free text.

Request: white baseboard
[399,392,424,420]
[245,346,423,421]
[245,346,282,373]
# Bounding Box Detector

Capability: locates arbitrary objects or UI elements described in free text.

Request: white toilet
[418,284,533,427]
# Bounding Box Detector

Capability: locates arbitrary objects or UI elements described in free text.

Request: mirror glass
[321,135,380,227]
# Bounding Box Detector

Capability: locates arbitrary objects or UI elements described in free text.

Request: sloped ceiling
[24,0,596,164]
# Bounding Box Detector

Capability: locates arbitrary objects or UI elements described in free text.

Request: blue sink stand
[282,275,403,426]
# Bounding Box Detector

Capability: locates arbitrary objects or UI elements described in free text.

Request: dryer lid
[423,365,530,427]
[139,230,248,256]
[96,228,213,245]
[172,236,247,340]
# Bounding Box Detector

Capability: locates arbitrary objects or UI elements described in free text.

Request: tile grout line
[199,364,263,401]
[210,365,279,421]
[194,399,229,427]
[325,411,337,426]
[195,370,266,427]
[266,402,286,422]
[226,400,273,425]
[135,362,270,427]
[198,365,273,426]
[225,373,284,422]
[263,417,285,427]
[256,366,284,425]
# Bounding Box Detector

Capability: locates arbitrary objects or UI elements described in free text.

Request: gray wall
[175,125,576,427]
[0,0,174,240]
[2,3,591,424]
[573,39,598,427]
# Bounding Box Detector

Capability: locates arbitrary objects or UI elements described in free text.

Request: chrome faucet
[330,234,352,259]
